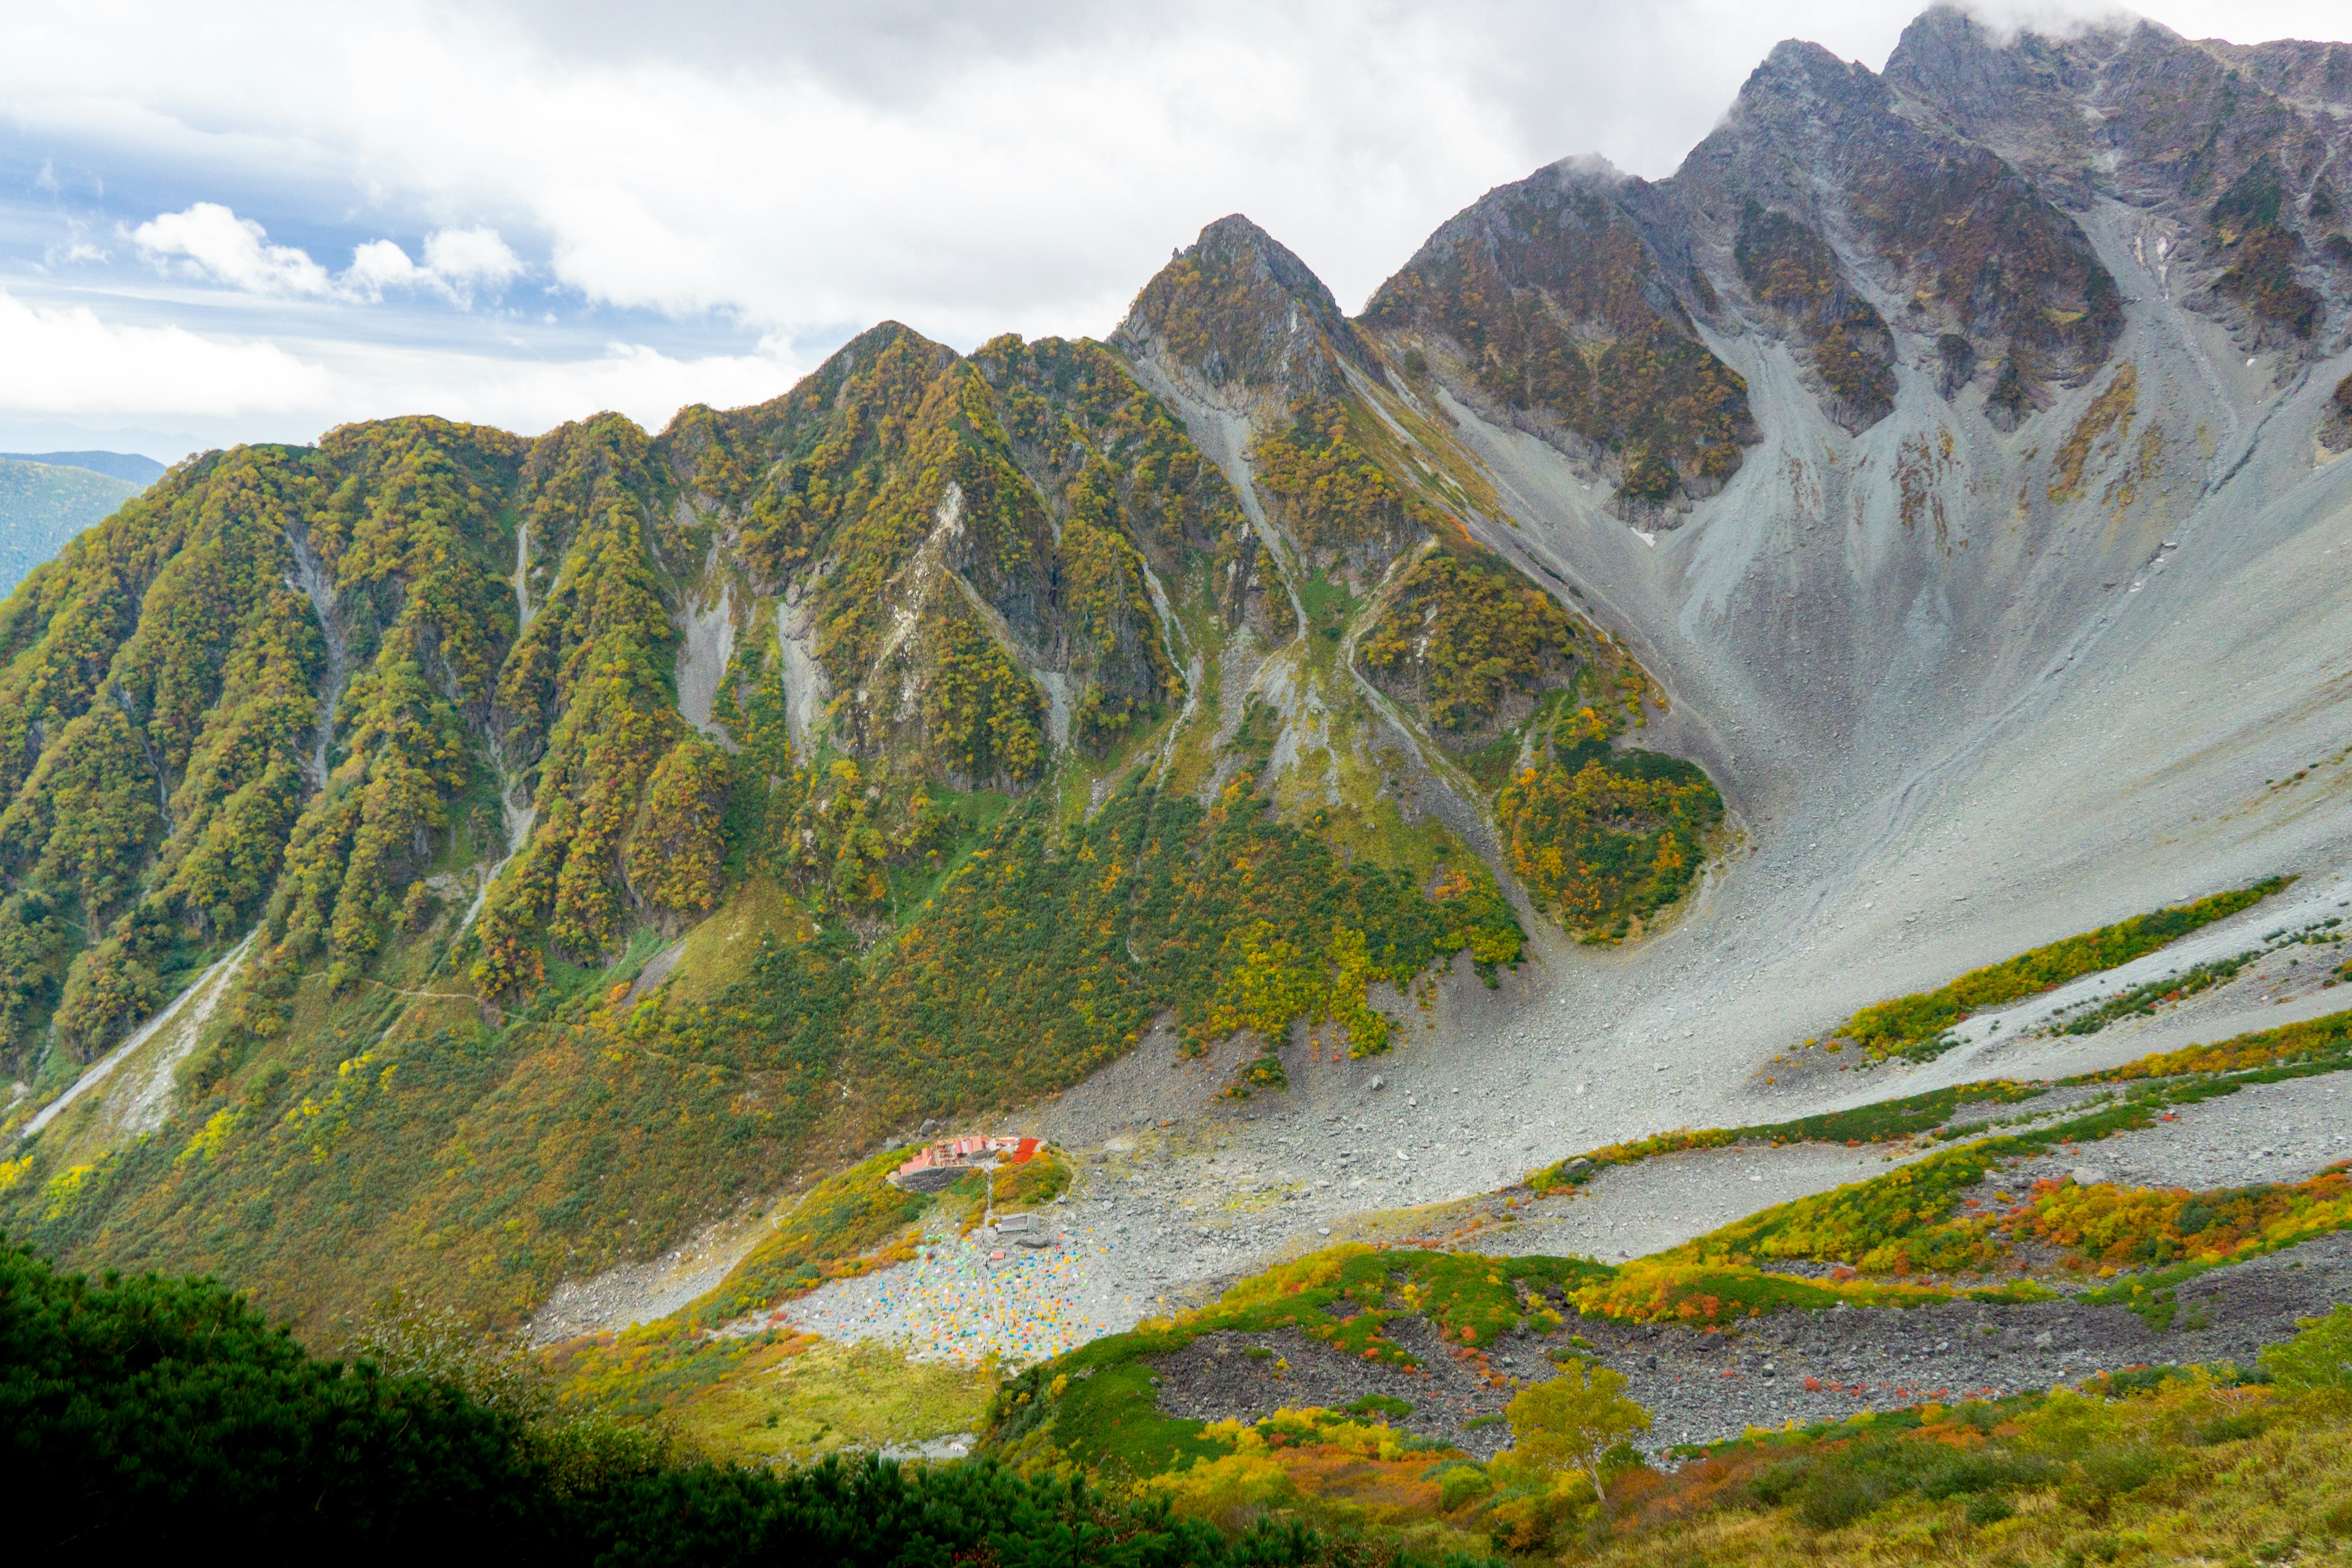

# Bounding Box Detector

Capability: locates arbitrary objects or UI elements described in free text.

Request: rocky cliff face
[8,5,2352,1341]
[1885,9,2352,357]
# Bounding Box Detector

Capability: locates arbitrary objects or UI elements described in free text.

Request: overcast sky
[1,0,2342,462]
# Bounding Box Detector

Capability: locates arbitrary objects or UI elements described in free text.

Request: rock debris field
[1149,1234,2352,1457]
[770,1061,2352,1453]
[780,1207,1196,1366]
[1580,1232,2352,1451]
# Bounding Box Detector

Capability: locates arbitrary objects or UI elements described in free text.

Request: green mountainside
[7,0,2336,1340]
[0,449,169,484]
[13,7,2352,1559]
[0,258,1705,1330]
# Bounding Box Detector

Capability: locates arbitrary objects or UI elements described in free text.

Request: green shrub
[4,1235,1493,1562]
[1437,1463,1493,1510]
[2261,1302,2352,1392]
[1796,1464,1880,1529]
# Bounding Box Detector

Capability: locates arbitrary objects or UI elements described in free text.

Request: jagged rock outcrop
[1363,156,1757,513]
[1114,213,1373,401]
[1885,6,2350,360]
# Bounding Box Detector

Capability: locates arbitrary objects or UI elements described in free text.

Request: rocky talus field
[11,5,2352,1559]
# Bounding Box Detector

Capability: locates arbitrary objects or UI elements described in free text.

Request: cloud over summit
[0,0,2340,460]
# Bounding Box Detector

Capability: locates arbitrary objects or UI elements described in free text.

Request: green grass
[627,1336,995,1463]
[1657,1057,2352,1280]
[1456,731,1530,794]
[1298,569,1357,647]
[888,786,1016,916]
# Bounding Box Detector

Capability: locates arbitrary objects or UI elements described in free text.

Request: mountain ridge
[5,5,2351,1397]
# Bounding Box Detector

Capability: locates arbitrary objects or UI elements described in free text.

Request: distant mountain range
[0,452,164,596]
[0,450,170,486]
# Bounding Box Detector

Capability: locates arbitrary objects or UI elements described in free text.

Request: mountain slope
[6,4,2352,1387]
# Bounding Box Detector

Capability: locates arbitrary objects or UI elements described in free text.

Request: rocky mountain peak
[1113,213,1369,398]
[1880,8,2348,360]
[1740,36,1889,112]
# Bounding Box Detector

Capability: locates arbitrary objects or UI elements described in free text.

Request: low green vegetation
[1526,1079,2049,1194]
[1835,877,2291,1061]
[985,1243,2352,1562]
[1528,993,2352,1208]
[1567,1262,1993,1325]
[2052,948,2262,1036]
[687,1145,929,1329]
[668,1337,996,1464]
[990,1248,1606,1474]
[9,1235,1485,1561]
[1658,1071,2352,1280]
[1358,547,1583,736]
[2033,1161,2352,1280]
[1496,702,1722,943]
[1525,1003,2352,1306]
[2086,1003,2352,1082]
[1583,1358,2351,1564]
[992,1144,1072,1207]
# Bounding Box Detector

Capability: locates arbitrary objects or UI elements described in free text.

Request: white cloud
[132,202,334,297]
[0,287,328,415]
[339,226,524,304]
[398,340,799,432]
[341,238,431,300]
[137,204,526,306]
[0,282,794,439]
[421,226,524,289]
